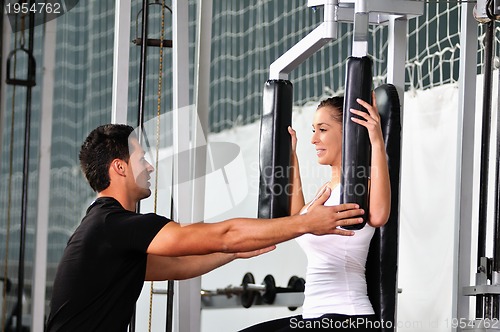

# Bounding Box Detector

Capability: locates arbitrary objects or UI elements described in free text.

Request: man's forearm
[146,253,236,281]
[220,216,307,252]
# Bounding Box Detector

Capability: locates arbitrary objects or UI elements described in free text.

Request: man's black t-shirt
[46,197,170,332]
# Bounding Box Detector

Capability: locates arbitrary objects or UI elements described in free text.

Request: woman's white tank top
[296,185,375,318]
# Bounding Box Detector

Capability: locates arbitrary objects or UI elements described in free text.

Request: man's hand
[235,246,276,259]
[304,187,364,236]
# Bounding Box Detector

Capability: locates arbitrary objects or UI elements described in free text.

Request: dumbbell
[201,273,261,308]
[240,273,305,308]
[240,272,272,308]
[286,276,305,311]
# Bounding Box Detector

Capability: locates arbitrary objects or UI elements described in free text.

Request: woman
[240,94,391,331]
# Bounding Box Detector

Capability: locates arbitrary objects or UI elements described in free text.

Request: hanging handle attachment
[6,47,36,87]
[132,1,173,48]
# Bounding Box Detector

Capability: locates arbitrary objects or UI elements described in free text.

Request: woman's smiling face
[311,106,343,167]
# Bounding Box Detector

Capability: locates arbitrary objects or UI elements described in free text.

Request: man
[46,124,363,331]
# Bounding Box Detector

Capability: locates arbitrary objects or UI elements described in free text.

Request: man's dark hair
[317,96,344,123]
[79,124,135,192]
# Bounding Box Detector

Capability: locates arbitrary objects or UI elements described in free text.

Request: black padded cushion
[340,56,373,230]
[258,79,293,218]
[366,83,401,332]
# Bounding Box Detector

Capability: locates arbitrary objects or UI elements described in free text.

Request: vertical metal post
[0,11,11,332]
[0,0,9,159]
[192,0,211,220]
[165,279,174,332]
[453,3,478,329]
[385,15,407,325]
[493,30,500,322]
[179,1,212,330]
[31,17,56,331]
[129,3,149,330]
[386,16,407,111]
[172,1,199,332]
[494,109,500,319]
[137,0,149,132]
[352,0,369,58]
[16,2,36,331]
[111,0,132,124]
[477,20,495,319]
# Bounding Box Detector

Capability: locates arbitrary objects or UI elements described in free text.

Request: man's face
[127,138,154,200]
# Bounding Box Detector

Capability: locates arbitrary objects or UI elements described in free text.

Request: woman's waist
[302,282,374,318]
[305,276,367,292]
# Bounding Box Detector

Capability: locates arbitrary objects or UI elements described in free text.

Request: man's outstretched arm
[147,187,364,257]
[145,246,275,281]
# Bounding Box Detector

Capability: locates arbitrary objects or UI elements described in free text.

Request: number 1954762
[5,2,62,15]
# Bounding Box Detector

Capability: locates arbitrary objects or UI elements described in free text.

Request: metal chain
[148,281,154,332]
[148,0,167,330]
